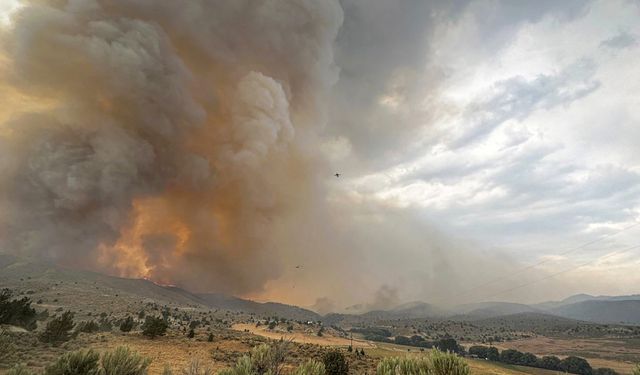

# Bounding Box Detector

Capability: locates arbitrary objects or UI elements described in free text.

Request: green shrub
[536,355,561,370]
[293,360,326,375]
[433,338,462,354]
[120,316,136,332]
[376,356,430,375]
[632,364,640,375]
[485,347,499,361]
[218,356,253,375]
[468,346,486,358]
[141,316,168,338]
[218,351,313,375]
[560,356,592,375]
[322,350,348,375]
[76,320,100,333]
[218,341,289,375]
[40,311,75,344]
[519,352,537,367]
[44,349,100,375]
[376,350,469,375]
[0,289,37,331]
[251,341,288,375]
[429,349,469,375]
[499,349,523,365]
[99,318,113,332]
[101,346,151,375]
[468,345,499,361]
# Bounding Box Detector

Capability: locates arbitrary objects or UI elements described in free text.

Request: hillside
[454,302,543,319]
[550,300,640,325]
[0,254,207,314]
[535,293,640,310]
[469,312,591,335]
[5,252,640,327]
[333,296,640,326]
[0,254,319,321]
[197,293,321,321]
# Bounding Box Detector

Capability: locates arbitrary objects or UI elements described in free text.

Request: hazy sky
[0,0,19,25]
[1,0,639,310]
[322,0,640,303]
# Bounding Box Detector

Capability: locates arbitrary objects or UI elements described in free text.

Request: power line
[470,243,640,303]
[454,220,640,300]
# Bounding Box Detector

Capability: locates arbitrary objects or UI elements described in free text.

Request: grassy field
[467,360,565,375]
[492,337,638,374]
[230,324,576,375]
[0,325,569,375]
[0,329,383,375]
[3,320,637,374]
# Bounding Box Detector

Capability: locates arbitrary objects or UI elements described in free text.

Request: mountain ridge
[3,253,640,324]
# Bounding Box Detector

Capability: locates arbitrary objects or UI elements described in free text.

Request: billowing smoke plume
[1,0,560,310]
[0,0,343,295]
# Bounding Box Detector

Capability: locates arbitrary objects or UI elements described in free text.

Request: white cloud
[0,0,21,27]
[335,0,640,298]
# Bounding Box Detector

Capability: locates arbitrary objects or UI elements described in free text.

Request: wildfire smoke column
[0,0,343,295]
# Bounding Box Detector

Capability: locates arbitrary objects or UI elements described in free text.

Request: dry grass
[467,359,564,375]
[490,336,638,374]
[5,326,625,375]
[232,324,375,348]
[3,315,638,374]
[0,328,253,375]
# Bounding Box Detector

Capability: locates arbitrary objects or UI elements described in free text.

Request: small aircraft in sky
[335,173,341,178]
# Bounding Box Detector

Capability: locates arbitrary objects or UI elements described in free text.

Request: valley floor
[492,337,639,374]
[231,324,638,375]
[3,324,637,375]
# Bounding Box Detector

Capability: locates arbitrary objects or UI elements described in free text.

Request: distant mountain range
[546,300,640,324]
[534,293,640,309]
[359,301,448,320]
[452,301,542,318]
[2,253,640,325]
[349,295,640,325]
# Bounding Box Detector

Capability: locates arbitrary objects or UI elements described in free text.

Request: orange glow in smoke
[98,196,192,282]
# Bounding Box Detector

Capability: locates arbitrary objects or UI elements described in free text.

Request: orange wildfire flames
[97,197,192,282]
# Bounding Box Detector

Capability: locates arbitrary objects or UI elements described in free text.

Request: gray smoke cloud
[0,0,564,311]
[0,0,343,296]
